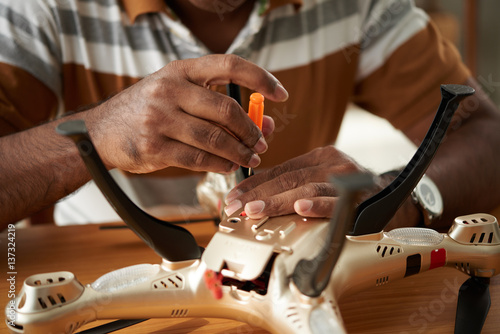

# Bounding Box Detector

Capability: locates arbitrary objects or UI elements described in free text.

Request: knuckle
[206,127,225,148]
[191,149,207,169]
[123,138,141,165]
[268,164,287,179]
[294,168,311,184]
[166,59,185,74]
[136,136,160,158]
[221,161,236,173]
[139,80,159,99]
[307,183,336,197]
[319,146,337,158]
[315,146,333,159]
[220,54,242,72]
[233,143,254,165]
[267,197,289,214]
[218,98,258,147]
[142,77,172,101]
[276,172,300,191]
[218,97,239,122]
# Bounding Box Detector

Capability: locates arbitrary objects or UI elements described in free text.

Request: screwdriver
[226,84,264,179]
[247,92,265,177]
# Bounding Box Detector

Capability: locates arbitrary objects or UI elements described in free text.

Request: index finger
[181,54,289,102]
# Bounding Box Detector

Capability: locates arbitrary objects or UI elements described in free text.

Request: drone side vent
[170,308,189,317]
[33,275,67,286]
[327,299,341,317]
[375,276,389,287]
[285,305,304,331]
[37,292,67,310]
[463,231,495,245]
[376,244,402,258]
[65,321,86,333]
[152,274,184,290]
[455,262,471,275]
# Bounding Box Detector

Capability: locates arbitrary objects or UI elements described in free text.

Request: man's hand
[224,146,381,219]
[85,54,287,174]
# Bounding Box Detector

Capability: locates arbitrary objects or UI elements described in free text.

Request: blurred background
[417,0,500,104]
[338,0,499,172]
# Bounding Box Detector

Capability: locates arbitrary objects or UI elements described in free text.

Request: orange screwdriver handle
[248,93,264,129]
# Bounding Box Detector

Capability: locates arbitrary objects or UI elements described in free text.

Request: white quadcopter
[5,85,500,334]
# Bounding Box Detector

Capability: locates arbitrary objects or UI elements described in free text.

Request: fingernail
[295,199,313,214]
[224,199,242,216]
[248,154,261,168]
[225,189,243,205]
[276,81,289,101]
[253,137,268,154]
[245,200,265,216]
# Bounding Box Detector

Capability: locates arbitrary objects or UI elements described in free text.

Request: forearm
[0,114,94,228]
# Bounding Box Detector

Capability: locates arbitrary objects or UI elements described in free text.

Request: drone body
[6,211,500,334]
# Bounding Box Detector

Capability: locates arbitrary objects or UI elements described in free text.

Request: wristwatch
[411,174,443,227]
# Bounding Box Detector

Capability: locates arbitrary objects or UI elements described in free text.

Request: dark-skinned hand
[84,54,287,174]
[224,146,383,219]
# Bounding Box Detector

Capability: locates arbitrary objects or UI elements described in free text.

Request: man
[0,0,289,226]
[0,0,499,230]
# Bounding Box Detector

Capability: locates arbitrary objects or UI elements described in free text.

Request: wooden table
[1,221,499,333]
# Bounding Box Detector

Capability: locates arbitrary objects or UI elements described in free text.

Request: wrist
[72,106,115,170]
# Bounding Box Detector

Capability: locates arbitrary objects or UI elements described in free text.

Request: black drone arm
[56,120,202,262]
[351,84,475,236]
[292,173,374,297]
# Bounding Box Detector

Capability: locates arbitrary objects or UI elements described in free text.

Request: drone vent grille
[67,321,83,333]
[376,244,402,258]
[328,299,341,317]
[376,276,389,286]
[170,308,189,317]
[32,275,67,287]
[285,305,304,330]
[455,262,471,275]
[36,293,67,310]
[468,232,494,244]
[152,274,184,290]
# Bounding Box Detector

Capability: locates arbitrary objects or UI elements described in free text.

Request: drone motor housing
[449,213,500,246]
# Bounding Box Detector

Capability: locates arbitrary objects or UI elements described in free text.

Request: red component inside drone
[429,248,447,270]
[203,270,223,299]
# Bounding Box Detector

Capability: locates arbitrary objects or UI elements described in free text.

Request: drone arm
[56,120,201,262]
[9,262,313,334]
[9,263,221,334]
[292,173,374,297]
[352,85,475,235]
[333,223,500,300]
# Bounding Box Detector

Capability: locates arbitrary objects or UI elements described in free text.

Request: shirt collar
[121,0,303,23]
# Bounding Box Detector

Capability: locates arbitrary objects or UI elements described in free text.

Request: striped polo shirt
[0,0,469,174]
